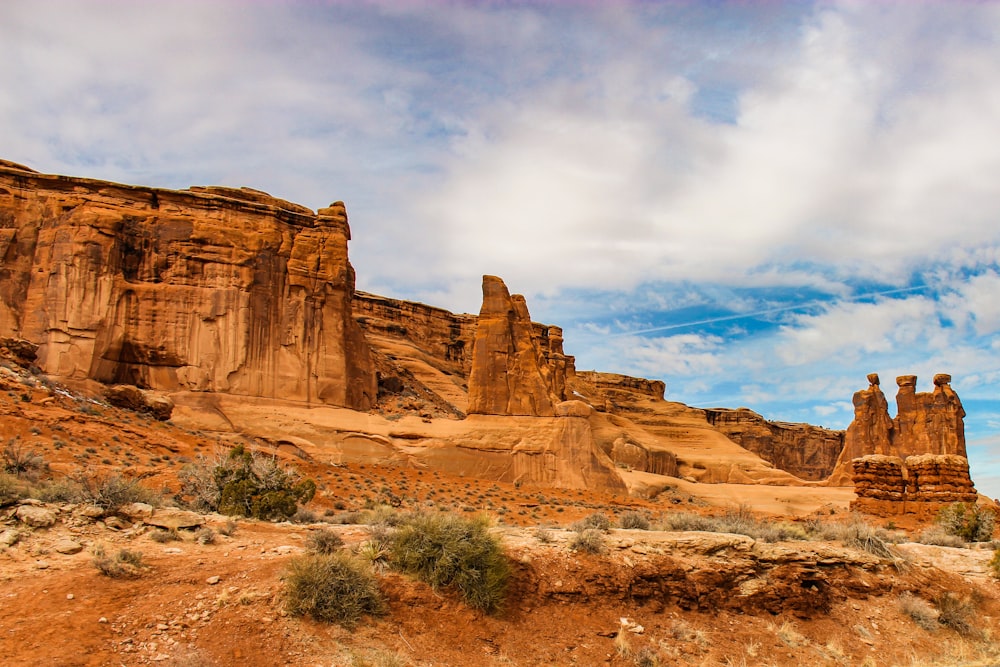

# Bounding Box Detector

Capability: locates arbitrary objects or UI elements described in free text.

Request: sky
[4,1,1000,497]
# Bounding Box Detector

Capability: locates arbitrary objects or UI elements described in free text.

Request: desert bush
[0,472,27,506]
[533,527,554,543]
[76,473,159,513]
[570,528,606,554]
[934,592,977,635]
[195,527,216,545]
[662,512,717,532]
[35,477,84,504]
[2,441,46,480]
[292,507,319,524]
[838,518,899,560]
[178,446,316,521]
[990,548,1000,579]
[917,525,966,548]
[937,502,995,543]
[306,529,344,555]
[356,539,390,572]
[284,552,383,627]
[388,512,510,613]
[149,529,181,543]
[218,519,238,537]
[619,511,651,530]
[899,592,939,630]
[93,545,146,578]
[574,512,612,532]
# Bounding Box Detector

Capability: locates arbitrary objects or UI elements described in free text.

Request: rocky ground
[3,357,1000,666]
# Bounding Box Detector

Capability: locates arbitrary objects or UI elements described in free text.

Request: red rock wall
[850,453,977,516]
[0,162,376,409]
[704,407,844,481]
[353,291,478,374]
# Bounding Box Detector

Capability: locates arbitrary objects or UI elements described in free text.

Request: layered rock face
[833,373,977,515]
[353,291,478,375]
[575,371,665,401]
[704,407,844,481]
[0,162,376,409]
[466,276,571,416]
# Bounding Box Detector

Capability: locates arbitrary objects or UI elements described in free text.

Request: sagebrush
[284,552,383,627]
[178,446,316,520]
[388,512,510,613]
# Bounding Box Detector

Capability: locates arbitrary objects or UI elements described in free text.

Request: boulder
[15,504,57,528]
[145,509,205,530]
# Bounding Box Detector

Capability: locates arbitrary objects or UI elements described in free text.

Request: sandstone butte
[0,159,992,515]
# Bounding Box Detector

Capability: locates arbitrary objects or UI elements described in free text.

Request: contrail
[606,284,930,337]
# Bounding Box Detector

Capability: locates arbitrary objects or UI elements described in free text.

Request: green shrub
[284,552,383,627]
[179,446,316,521]
[195,527,216,545]
[0,472,27,506]
[990,548,1000,579]
[149,529,181,543]
[618,511,650,530]
[937,503,995,543]
[306,529,344,555]
[388,512,510,613]
[35,478,84,504]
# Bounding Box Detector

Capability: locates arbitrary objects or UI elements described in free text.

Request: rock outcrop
[850,454,977,517]
[466,276,568,416]
[575,371,665,401]
[104,384,174,421]
[830,373,970,485]
[704,407,844,481]
[0,162,376,409]
[353,291,478,375]
[832,373,978,515]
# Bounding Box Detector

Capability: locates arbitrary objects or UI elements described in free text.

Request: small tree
[179,446,316,521]
[937,502,995,543]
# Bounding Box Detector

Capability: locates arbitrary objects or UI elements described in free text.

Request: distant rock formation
[830,373,978,515]
[575,371,665,401]
[0,162,376,409]
[704,407,844,481]
[466,276,568,416]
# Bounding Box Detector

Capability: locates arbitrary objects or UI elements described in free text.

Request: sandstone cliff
[703,407,844,481]
[466,275,568,416]
[0,162,376,409]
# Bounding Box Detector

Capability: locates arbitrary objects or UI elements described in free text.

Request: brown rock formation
[831,373,970,486]
[704,407,844,481]
[466,276,566,416]
[894,374,967,458]
[104,384,174,421]
[835,373,978,515]
[828,374,894,485]
[851,453,977,517]
[905,454,978,504]
[353,291,478,375]
[575,371,665,400]
[0,162,375,409]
